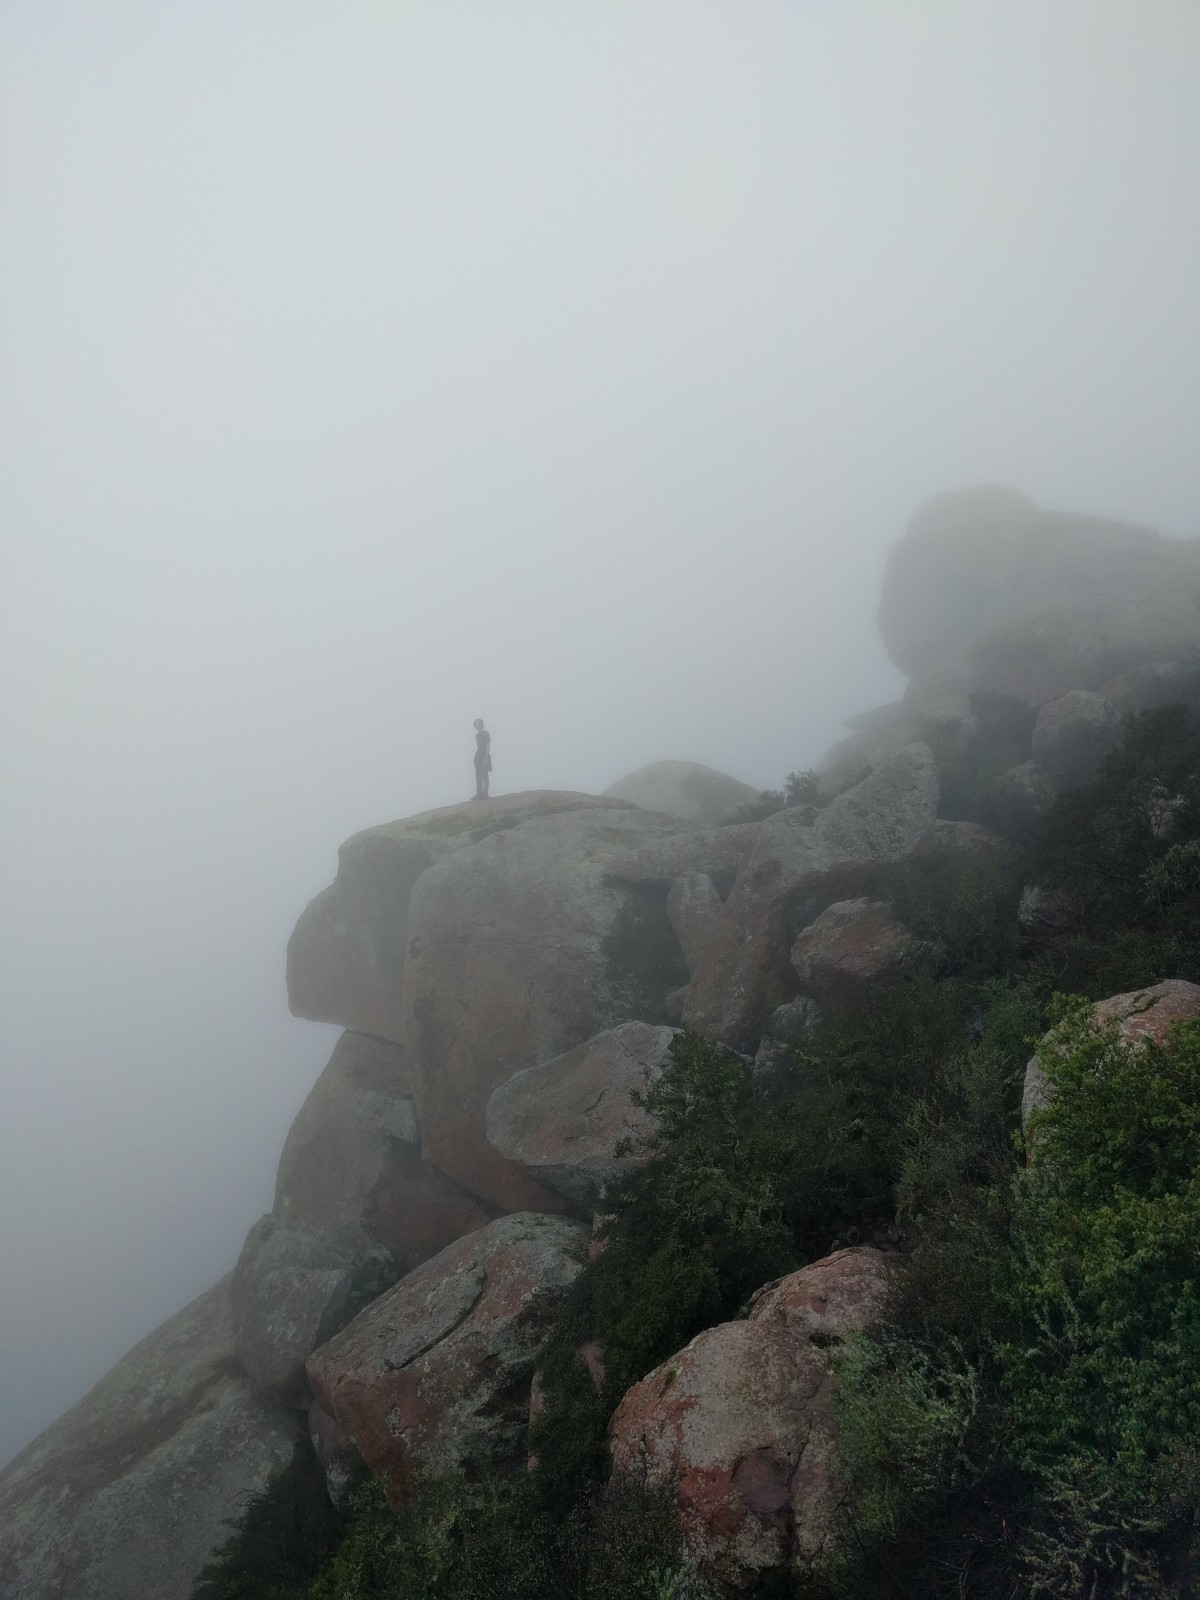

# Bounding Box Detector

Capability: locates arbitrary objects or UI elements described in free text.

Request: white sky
[2,0,1199,1465]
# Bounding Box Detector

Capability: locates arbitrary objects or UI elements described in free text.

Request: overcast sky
[2,0,1199,1467]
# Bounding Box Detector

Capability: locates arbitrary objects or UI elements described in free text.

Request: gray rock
[767,997,822,1039]
[667,870,723,975]
[816,723,913,800]
[603,760,760,822]
[286,791,634,1042]
[486,1023,676,1212]
[1031,691,1122,785]
[401,806,735,1213]
[878,486,1200,708]
[230,1216,380,1405]
[685,745,939,1044]
[1017,884,1077,950]
[307,1213,588,1502]
[985,760,1059,831]
[0,1278,302,1600]
[270,1029,494,1276]
[274,1031,417,1236]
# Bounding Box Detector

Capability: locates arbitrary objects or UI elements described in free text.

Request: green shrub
[308,1468,719,1600]
[191,1445,348,1600]
[1000,1002,1200,1594]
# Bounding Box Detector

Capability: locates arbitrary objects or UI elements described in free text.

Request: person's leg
[474,762,484,798]
[482,767,489,797]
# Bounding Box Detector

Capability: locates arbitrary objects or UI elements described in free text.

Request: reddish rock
[364,1152,498,1272]
[401,808,709,1212]
[790,898,912,1000]
[609,1248,893,1586]
[1023,978,1200,1132]
[685,747,938,1045]
[485,1022,676,1213]
[307,1213,588,1502]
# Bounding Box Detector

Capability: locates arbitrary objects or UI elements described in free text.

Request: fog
[2,0,1199,1467]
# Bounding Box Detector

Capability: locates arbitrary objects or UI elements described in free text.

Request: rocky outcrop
[667,871,723,975]
[0,1278,301,1600]
[609,1248,893,1586]
[1022,979,1200,1132]
[307,1214,587,1502]
[790,898,913,1000]
[685,746,939,1044]
[287,792,634,1043]
[486,1022,675,1212]
[230,1217,383,1406]
[878,486,1200,709]
[271,1030,494,1275]
[603,760,760,822]
[1030,691,1122,785]
[402,806,740,1212]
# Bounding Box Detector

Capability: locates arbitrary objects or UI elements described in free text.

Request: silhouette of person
[473,718,492,799]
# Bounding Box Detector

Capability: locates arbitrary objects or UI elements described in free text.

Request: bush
[999,1002,1200,1595]
[307,1468,720,1600]
[191,1445,348,1600]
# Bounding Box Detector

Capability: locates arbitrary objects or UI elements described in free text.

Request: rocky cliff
[6,487,1200,1599]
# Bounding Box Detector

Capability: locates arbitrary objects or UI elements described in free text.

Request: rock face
[790,898,913,1000]
[230,1217,377,1406]
[667,871,723,975]
[603,760,760,822]
[307,1214,588,1502]
[486,1022,676,1212]
[1030,690,1122,785]
[0,1278,302,1600]
[272,1030,494,1275]
[402,806,739,1212]
[1022,979,1200,1132]
[685,746,939,1044]
[609,1248,893,1586]
[878,486,1200,709]
[287,792,634,1043]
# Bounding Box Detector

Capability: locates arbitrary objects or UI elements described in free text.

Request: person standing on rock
[473,718,492,799]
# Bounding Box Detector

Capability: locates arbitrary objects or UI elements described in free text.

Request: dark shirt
[475,729,491,767]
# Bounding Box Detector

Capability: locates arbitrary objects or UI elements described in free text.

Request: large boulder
[667,871,723,975]
[306,1213,588,1502]
[230,1216,385,1406]
[603,760,760,823]
[790,898,913,1000]
[1022,979,1200,1132]
[685,746,939,1044]
[286,792,634,1042]
[0,1278,302,1600]
[485,1022,676,1212]
[402,806,750,1211]
[878,486,1200,709]
[609,1248,893,1587]
[272,1030,494,1275]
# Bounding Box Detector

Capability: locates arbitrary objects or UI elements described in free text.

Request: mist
[2,0,1199,1467]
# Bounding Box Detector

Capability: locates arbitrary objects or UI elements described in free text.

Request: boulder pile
[8,486,1200,1595]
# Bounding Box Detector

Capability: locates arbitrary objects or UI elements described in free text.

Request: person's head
[473,718,485,730]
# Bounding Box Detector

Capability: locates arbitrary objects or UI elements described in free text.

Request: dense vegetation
[194,704,1200,1599]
